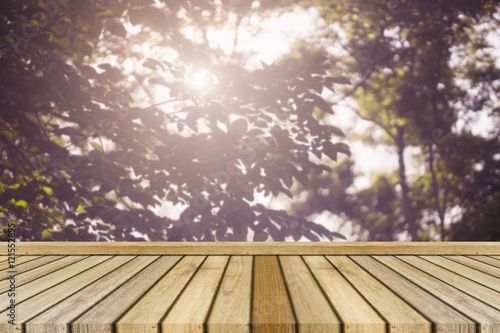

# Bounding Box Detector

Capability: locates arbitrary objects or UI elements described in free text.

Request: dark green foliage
[0,0,349,241]
[296,0,500,240]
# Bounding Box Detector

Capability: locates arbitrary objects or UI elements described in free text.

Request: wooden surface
[15,241,500,255]
[1,250,500,332]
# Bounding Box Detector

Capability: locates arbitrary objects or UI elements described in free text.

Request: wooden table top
[1,242,500,333]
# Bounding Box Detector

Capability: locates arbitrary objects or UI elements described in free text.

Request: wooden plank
[15,242,500,255]
[445,255,500,278]
[116,255,206,333]
[398,255,500,310]
[374,255,500,332]
[0,256,135,332]
[0,256,41,270]
[162,256,229,333]
[467,256,500,269]
[0,256,111,309]
[207,256,253,333]
[26,256,160,333]
[351,256,475,333]
[72,256,182,333]
[252,256,296,333]
[0,256,86,293]
[421,255,500,291]
[1,256,64,280]
[279,256,340,333]
[303,256,385,333]
[0,257,8,263]
[326,255,431,333]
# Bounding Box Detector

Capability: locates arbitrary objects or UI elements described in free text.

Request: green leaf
[106,22,127,38]
[325,76,351,85]
[228,118,248,138]
[332,231,347,240]
[90,142,103,152]
[306,93,333,114]
[96,9,114,17]
[322,141,338,161]
[330,126,345,137]
[253,231,268,241]
[41,229,52,240]
[42,186,53,196]
[76,203,84,213]
[14,200,27,208]
[333,142,351,157]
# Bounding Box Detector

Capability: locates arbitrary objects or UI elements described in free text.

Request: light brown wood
[467,255,500,269]
[374,255,500,332]
[1,249,498,332]
[26,256,159,333]
[0,256,86,293]
[15,242,500,255]
[279,256,340,333]
[0,255,41,270]
[252,256,296,333]
[72,256,182,333]
[399,255,500,310]
[0,256,135,332]
[0,256,111,310]
[207,256,252,333]
[421,255,500,291]
[1,256,63,280]
[351,256,475,333]
[445,255,500,278]
[0,257,8,263]
[116,255,206,333]
[162,256,229,333]
[303,256,385,333]
[326,255,431,333]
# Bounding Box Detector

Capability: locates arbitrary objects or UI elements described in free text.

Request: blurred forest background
[0,0,499,242]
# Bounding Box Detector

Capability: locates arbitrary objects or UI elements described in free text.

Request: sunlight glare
[184,67,214,91]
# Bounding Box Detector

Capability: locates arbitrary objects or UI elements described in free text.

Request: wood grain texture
[116,255,206,333]
[326,255,431,333]
[0,256,63,280]
[72,256,181,333]
[421,255,500,291]
[279,256,340,333]
[0,256,86,293]
[252,256,296,333]
[0,256,111,310]
[374,255,500,332]
[468,256,500,269]
[1,250,498,332]
[351,256,475,333]
[303,256,385,333]
[15,242,500,255]
[0,256,135,333]
[207,256,252,333]
[162,256,229,333]
[0,255,41,270]
[26,256,159,333]
[445,255,500,278]
[399,255,500,310]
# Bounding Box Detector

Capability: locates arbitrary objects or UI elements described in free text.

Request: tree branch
[347,105,397,141]
[0,132,38,171]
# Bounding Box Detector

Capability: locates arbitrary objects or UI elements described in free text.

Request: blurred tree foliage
[0,0,351,241]
[294,0,500,240]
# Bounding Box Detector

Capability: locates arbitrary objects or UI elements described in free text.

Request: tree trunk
[396,127,419,241]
